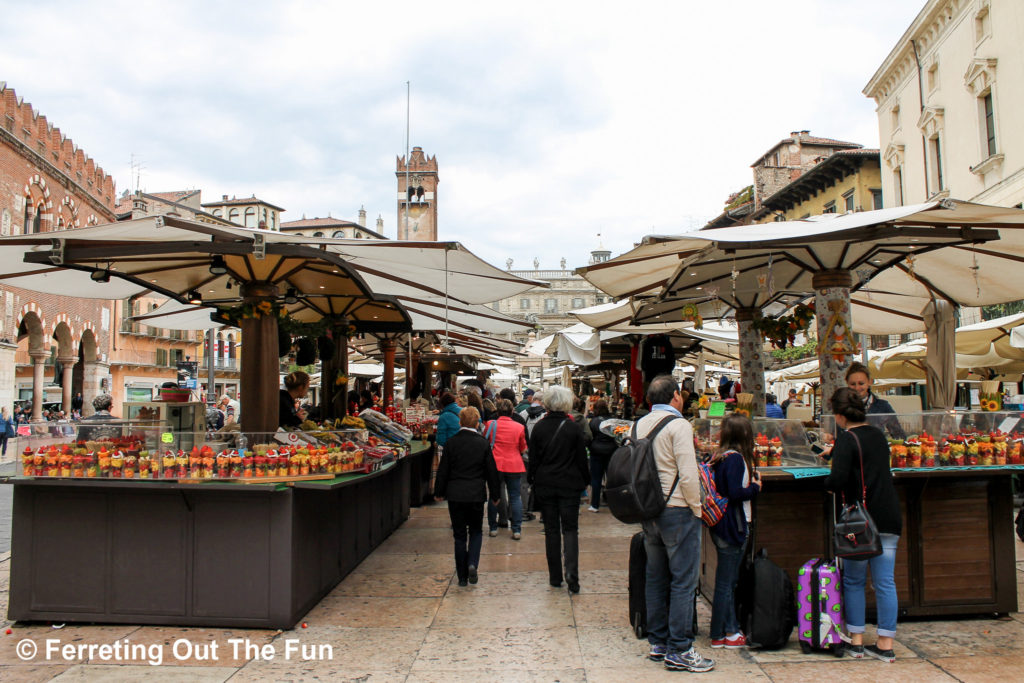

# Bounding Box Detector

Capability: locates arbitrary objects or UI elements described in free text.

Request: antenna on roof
[130,153,145,194]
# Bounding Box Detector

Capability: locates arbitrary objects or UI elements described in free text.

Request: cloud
[0,0,924,274]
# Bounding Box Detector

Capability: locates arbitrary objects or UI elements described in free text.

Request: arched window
[212,209,222,217]
[227,334,236,360]
[228,208,240,223]
[262,208,267,224]
[270,212,276,230]
[31,203,43,233]
[313,232,324,237]
[332,230,346,238]
[244,207,256,228]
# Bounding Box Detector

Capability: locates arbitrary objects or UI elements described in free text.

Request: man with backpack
[635,374,714,673]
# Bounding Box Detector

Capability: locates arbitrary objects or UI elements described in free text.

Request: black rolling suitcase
[627,531,699,639]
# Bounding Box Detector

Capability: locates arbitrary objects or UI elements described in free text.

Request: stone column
[59,356,77,416]
[239,282,281,436]
[381,339,397,409]
[30,350,48,421]
[0,340,18,424]
[813,269,855,413]
[81,360,110,418]
[736,308,766,417]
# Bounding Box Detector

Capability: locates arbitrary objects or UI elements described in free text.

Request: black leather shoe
[458,579,468,587]
[549,579,563,588]
[468,565,478,584]
[567,580,580,594]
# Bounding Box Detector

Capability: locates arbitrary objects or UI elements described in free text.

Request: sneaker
[846,644,865,659]
[488,529,498,537]
[512,532,521,540]
[648,644,667,661]
[467,565,478,585]
[588,506,599,513]
[723,633,746,649]
[664,648,714,673]
[710,637,727,649]
[864,644,895,663]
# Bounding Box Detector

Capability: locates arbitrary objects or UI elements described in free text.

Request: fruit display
[358,409,414,444]
[18,431,405,481]
[886,430,1024,468]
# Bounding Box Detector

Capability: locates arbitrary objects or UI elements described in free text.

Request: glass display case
[122,401,207,451]
[819,410,1024,467]
[692,417,826,467]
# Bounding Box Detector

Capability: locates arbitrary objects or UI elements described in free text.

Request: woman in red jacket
[485,399,528,539]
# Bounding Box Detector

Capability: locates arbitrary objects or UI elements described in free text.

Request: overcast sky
[1,0,924,272]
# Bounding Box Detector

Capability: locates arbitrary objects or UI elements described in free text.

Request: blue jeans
[843,533,899,637]
[487,473,523,532]
[588,452,612,509]
[642,506,702,654]
[710,533,746,640]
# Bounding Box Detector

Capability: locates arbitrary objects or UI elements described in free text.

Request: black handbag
[833,430,882,560]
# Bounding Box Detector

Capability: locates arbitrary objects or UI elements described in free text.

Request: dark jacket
[825,424,902,536]
[279,389,301,428]
[527,411,588,492]
[865,392,905,438]
[711,451,760,546]
[588,415,618,457]
[523,403,546,438]
[510,411,527,427]
[434,429,501,503]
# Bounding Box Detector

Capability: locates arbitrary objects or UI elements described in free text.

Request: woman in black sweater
[434,406,501,587]
[824,387,901,663]
[528,385,589,593]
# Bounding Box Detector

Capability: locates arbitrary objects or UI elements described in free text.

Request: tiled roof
[201,196,285,211]
[149,190,199,203]
[753,133,863,166]
[754,148,881,216]
[280,217,361,228]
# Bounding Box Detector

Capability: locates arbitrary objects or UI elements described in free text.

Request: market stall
[688,412,1020,619]
[5,413,423,629]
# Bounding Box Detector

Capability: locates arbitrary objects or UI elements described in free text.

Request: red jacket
[485,416,527,473]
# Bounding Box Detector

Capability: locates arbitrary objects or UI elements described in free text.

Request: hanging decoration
[749,303,814,349]
[705,284,721,317]
[816,299,859,362]
[680,302,704,329]
[218,300,287,323]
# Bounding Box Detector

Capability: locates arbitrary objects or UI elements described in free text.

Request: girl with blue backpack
[709,415,762,649]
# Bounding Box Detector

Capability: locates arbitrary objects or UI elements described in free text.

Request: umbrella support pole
[239,282,281,435]
[381,339,397,409]
[736,308,766,417]
[812,269,855,411]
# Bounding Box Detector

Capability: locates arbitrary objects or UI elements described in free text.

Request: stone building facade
[864,0,1023,211]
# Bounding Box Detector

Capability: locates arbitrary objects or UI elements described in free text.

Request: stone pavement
[1,500,1023,681]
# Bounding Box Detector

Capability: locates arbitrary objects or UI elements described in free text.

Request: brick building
[0,83,118,418]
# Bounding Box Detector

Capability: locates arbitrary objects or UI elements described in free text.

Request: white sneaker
[587,506,599,513]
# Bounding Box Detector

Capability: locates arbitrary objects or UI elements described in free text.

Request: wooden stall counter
[700,466,1019,619]
[5,455,414,629]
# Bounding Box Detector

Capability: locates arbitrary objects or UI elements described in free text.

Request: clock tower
[396,146,439,241]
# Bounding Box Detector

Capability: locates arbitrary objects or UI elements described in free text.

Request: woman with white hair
[527,385,589,593]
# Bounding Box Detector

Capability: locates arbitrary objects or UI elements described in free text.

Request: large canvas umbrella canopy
[0,215,410,433]
[579,199,1024,409]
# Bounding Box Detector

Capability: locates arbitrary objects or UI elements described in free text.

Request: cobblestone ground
[0,496,1022,681]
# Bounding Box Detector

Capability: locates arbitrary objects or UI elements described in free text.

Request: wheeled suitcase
[627,531,699,639]
[796,558,845,656]
[628,532,647,638]
[735,547,795,650]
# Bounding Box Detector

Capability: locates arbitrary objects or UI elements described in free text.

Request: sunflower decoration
[335,374,349,386]
[681,302,703,330]
[979,393,1002,412]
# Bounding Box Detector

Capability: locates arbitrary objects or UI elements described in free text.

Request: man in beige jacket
[635,374,713,673]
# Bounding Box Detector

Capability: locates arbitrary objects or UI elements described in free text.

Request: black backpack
[605,416,679,524]
[735,547,796,650]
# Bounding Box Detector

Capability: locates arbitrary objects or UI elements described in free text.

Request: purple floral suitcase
[796,558,845,656]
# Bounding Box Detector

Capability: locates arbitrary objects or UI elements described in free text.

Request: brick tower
[396,147,438,241]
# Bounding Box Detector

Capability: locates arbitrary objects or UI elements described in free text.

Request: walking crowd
[432,369,901,672]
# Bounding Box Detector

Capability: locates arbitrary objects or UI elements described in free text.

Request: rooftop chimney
[222,195,228,201]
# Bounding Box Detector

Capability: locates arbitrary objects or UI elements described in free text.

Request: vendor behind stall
[280,371,310,428]
[79,394,121,441]
[846,362,905,439]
